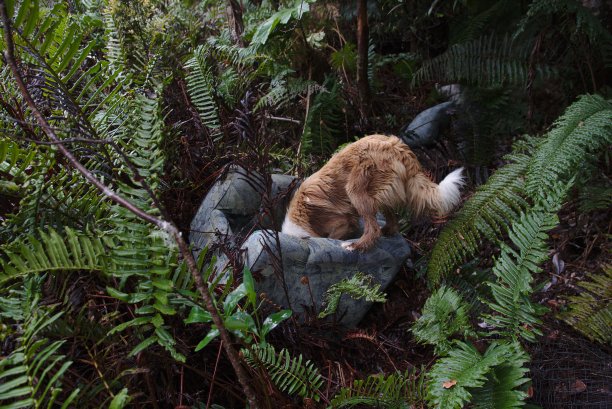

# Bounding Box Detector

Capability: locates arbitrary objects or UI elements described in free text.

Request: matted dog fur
[282,134,464,251]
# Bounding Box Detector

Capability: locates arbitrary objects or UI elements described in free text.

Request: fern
[481,185,567,342]
[411,286,474,355]
[242,343,323,400]
[318,272,387,319]
[560,265,612,345]
[428,149,530,284]
[426,341,528,409]
[0,310,80,408]
[330,369,425,408]
[514,0,612,44]
[429,94,611,284]
[301,77,345,158]
[0,227,109,284]
[526,94,612,198]
[413,34,552,87]
[185,45,222,133]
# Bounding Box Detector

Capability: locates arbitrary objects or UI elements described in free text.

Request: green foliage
[318,272,387,319]
[428,150,530,284]
[561,266,612,345]
[185,266,292,350]
[0,310,80,408]
[413,34,552,87]
[301,77,345,158]
[242,343,323,401]
[426,341,529,409]
[0,227,108,284]
[185,45,222,133]
[329,369,425,409]
[482,185,568,342]
[515,0,612,44]
[250,0,312,46]
[411,286,473,355]
[526,94,612,198]
[428,94,611,283]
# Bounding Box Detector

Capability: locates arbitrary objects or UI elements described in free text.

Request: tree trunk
[226,0,245,47]
[356,0,370,116]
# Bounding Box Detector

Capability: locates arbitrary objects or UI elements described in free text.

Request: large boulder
[189,166,411,326]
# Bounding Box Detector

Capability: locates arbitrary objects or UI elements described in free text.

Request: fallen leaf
[442,379,457,389]
[527,386,534,398]
[571,379,587,394]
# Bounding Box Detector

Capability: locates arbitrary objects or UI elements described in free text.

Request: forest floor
[160,122,611,407]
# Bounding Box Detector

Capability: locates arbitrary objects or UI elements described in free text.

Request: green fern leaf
[318,272,387,319]
[414,34,552,87]
[561,266,612,345]
[0,311,80,408]
[301,77,345,158]
[482,184,567,342]
[412,286,473,355]
[470,345,530,409]
[0,227,109,284]
[242,344,323,400]
[526,94,612,198]
[330,369,425,408]
[426,341,525,409]
[185,45,222,132]
[428,151,530,284]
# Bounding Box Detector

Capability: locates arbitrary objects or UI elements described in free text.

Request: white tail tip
[438,167,465,214]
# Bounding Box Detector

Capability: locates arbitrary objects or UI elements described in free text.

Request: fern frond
[185,45,222,133]
[469,345,530,409]
[515,0,612,44]
[426,341,527,409]
[428,151,530,284]
[242,344,323,400]
[0,310,80,408]
[330,369,425,409]
[561,266,612,345]
[318,272,387,319]
[526,94,612,198]
[482,183,568,342]
[301,77,344,158]
[0,138,38,186]
[414,34,552,86]
[578,184,612,213]
[411,286,473,355]
[0,227,109,284]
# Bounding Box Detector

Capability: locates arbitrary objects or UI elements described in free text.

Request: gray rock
[243,229,410,327]
[189,166,411,327]
[399,101,455,147]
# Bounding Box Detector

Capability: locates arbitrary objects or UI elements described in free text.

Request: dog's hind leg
[342,165,381,251]
[381,209,399,236]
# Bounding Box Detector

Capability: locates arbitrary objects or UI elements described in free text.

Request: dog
[281,134,464,251]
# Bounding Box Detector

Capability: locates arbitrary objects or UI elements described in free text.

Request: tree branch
[0,2,260,407]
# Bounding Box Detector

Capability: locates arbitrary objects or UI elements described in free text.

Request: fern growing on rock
[318,272,387,319]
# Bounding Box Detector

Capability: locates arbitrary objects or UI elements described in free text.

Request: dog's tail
[406,168,465,216]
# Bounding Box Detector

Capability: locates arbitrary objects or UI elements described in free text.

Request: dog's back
[282,134,464,251]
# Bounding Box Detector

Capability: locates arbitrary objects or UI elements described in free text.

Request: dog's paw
[341,241,356,251]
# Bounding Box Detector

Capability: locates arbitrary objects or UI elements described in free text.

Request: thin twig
[0,3,260,408]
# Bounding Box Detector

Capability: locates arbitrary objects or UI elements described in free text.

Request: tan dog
[282,134,464,251]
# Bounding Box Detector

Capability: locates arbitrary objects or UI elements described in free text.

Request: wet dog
[282,134,464,251]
